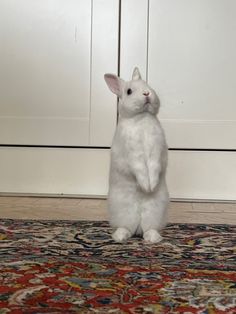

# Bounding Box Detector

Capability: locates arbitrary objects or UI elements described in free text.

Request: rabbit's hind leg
[140,184,169,243]
[108,190,140,243]
[143,229,163,243]
[110,206,140,243]
[112,227,132,243]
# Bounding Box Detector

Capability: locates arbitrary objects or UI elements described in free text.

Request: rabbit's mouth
[144,97,152,107]
[144,96,150,104]
[143,101,158,115]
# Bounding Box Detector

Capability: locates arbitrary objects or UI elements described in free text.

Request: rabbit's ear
[104,74,124,97]
[132,67,142,80]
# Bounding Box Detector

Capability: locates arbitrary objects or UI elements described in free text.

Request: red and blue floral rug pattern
[0,220,235,313]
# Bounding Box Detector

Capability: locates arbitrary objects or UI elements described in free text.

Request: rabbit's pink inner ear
[132,67,142,80]
[104,74,122,97]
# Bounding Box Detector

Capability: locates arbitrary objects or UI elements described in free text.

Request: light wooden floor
[0,196,235,224]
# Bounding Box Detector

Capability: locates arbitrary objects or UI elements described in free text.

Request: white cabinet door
[0,0,118,147]
[0,0,118,196]
[148,0,236,149]
[120,0,236,200]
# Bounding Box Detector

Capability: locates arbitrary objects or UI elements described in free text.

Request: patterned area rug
[0,219,235,314]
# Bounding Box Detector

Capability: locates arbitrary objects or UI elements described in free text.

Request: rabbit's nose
[143,91,150,96]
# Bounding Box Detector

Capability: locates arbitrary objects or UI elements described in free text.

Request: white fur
[104,67,169,243]
[143,229,163,243]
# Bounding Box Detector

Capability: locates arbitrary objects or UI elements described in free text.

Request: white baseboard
[0,147,235,201]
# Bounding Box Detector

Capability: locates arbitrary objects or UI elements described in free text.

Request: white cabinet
[148,0,236,149]
[0,0,118,147]
[0,0,118,196]
[120,0,236,200]
[0,0,235,200]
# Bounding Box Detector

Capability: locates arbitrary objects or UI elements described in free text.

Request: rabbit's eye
[127,88,132,95]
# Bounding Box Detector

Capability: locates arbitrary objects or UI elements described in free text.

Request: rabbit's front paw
[149,174,159,192]
[149,164,161,192]
[137,175,151,193]
[112,228,131,243]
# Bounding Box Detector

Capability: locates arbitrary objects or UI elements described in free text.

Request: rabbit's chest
[121,119,161,149]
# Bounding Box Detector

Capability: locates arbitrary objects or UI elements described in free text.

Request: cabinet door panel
[0,0,91,145]
[148,0,236,149]
[0,0,118,146]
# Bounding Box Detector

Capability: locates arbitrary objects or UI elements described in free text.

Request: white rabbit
[104,67,169,243]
